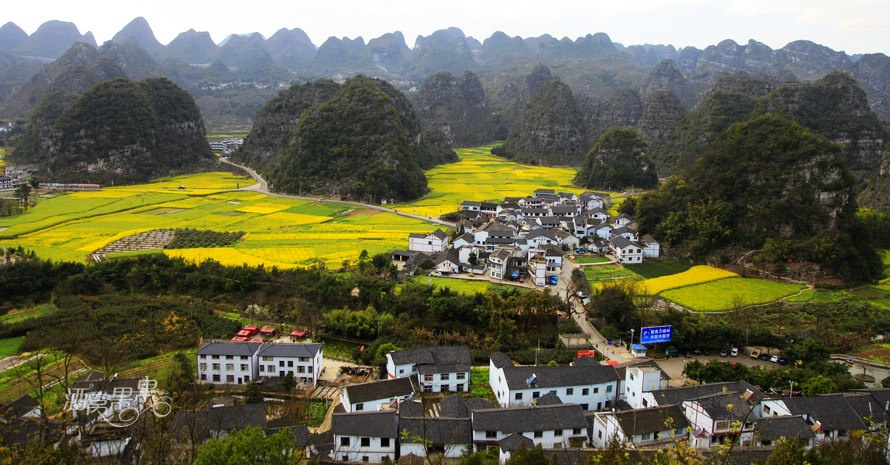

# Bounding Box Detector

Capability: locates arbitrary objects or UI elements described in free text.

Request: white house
[489,352,620,412]
[386,346,471,393]
[588,405,689,449]
[197,340,323,385]
[610,236,644,264]
[683,392,757,449]
[409,230,450,253]
[488,248,513,280]
[471,404,588,451]
[623,365,664,409]
[340,377,415,413]
[642,234,661,258]
[331,411,398,463]
[256,342,324,384]
[197,341,263,385]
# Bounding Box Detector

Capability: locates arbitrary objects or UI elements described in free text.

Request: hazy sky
[7,0,890,55]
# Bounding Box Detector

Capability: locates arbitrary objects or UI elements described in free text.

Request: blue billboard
[640,325,672,344]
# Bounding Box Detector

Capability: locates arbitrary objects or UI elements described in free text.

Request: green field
[660,277,808,311]
[0,336,24,357]
[0,304,58,324]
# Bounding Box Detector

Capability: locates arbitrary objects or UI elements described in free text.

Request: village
[394,188,659,287]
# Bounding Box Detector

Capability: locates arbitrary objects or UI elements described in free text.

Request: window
[641,433,651,440]
[240,364,248,371]
[515,393,523,400]
[362,457,369,462]
[582,388,589,395]
[287,360,294,367]
[361,437,370,447]
[381,438,390,447]
[456,384,464,392]
[593,387,599,394]
[441,373,449,380]
[199,363,207,371]
[554,429,562,437]
[606,385,613,393]
[200,374,206,381]
[268,365,275,372]
[298,366,305,373]
[226,355,233,360]
[212,363,220,370]
[456,373,466,380]
[226,364,234,371]
[629,372,635,381]
[566,388,574,395]
[342,456,348,462]
[532,391,540,399]
[212,374,220,382]
[259,365,265,372]
[486,431,497,439]
[573,428,581,435]
[597,431,602,439]
[263,356,273,361]
[279,361,285,367]
[399,369,404,375]
[226,375,234,383]
[424,374,434,382]
[534,431,543,438]
[340,437,350,446]
[355,403,364,411]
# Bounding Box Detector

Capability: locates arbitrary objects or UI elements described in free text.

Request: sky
[6,0,890,55]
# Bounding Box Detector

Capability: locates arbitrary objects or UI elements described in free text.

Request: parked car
[720,350,728,357]
[770,354,780,363]
[777,357,788,365]
[730,347,739,357]
[547,275,559,285]
[759,354,770,361]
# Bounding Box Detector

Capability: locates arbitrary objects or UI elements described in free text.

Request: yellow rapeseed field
[642,265,738,295]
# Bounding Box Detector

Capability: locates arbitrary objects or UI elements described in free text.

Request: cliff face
[574,126,658,190]
[637,89,685,171]
[414,70,494,147]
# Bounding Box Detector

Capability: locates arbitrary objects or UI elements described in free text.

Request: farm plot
[659,277,807,312]
[393,146,594,216]
[641,265,738,295]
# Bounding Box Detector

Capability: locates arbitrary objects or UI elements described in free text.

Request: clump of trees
[165,228,245,249]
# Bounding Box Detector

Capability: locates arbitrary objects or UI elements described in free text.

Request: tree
[280,372,296,394]
[800,374,837,396]
[13,183,31,210]
[244,382,263,404]
[194,426,302,465]
[764,437,807,465]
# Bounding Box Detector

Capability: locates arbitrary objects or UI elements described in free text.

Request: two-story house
[609,236,644,264]
[683,392,757,448]
[386,346,471,393]
[331,411,399,463]
[256,342,324,384]
[588,405,689,449]
[340,377,415,413]
[408,230,449,253]
[489,353,620,411]
[471,404,588,451]
[197,341,262,385]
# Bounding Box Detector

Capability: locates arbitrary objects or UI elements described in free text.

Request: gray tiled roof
[197,340,263,357]
[784,395,868,432]
[752,416,814,441]
[398,400,424,418]
[439,395,469,418]
[400,417,472,445]
[689,392,753,421]
[171,403,266,440]
[503,364,620,390]
[499,433,534,451]
[490,352,514,369]
[648,381,762,407]
[472,404,587,433]
[609,405,688,436]
[534,392,564,406]
[332,411,398,438]
[256,343,322,358]
[344,377,414,404]
[465,397,495,412]
[389,346,471,371]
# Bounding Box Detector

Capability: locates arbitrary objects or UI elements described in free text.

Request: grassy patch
[0,304,58,324]
[320,339,360,360]
[584,264,638,283]
[411,276,493,295]
[660,277,807,311]
[785,289,850,303]
[0,336,24,357]
[626,260,693,279]
[575,256,611,264]
[470,367,494,400]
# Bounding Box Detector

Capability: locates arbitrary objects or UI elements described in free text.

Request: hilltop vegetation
[634,114,882,284]
[239,75,456,202]
[10,77,213,184]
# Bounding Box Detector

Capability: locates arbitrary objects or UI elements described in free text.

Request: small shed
[259,327,276,336]
[289,330,308,342]
[630,344,648,358]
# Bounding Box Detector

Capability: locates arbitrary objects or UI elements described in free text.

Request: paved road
[219,157,455,228]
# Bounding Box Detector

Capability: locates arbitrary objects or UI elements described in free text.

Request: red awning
[605,360,619,366]
[259,328,275,334]
[243,325,259,331]
[236,329,251,337]
[231,336,248,341]
[290,331,307,338]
